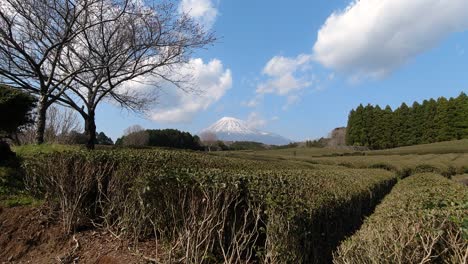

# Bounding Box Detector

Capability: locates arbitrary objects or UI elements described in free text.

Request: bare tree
[45,106,82,142]
[122,125,149,147]
[20,105,82,144]
[328,127,346,147]
[55,1,215,149]
[199,131,218,152]
[0,0,121,144]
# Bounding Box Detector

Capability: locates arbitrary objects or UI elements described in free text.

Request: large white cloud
[313,0,468,78]
[179,0,218,30]
[256,54,313,95]
[149,58,232,123]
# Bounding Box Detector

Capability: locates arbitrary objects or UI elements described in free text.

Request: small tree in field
[199,131,218,152]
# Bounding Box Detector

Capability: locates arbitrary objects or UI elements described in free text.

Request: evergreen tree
[421,99,438,143]
[345,93,468,149]
[453,92,468,139]
[394,103,411,146]
[434,97,452,141]
[381,105,394,148]
[96,132,114,145]
[345,109,356,146]
[409,101,424,145]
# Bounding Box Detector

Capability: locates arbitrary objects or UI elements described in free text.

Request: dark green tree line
[116,129,202,150]
[346,92,468,149]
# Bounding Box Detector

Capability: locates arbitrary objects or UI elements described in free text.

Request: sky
[95,0,468,142]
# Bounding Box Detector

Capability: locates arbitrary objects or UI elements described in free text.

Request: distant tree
[381,105,394,148]
[62,131,88,145]
[96,132,113,145]
[122,125,149,147]
[216,141,229,151]
[346,93,468,149]
[421,99,438,143]
[0,85,36,143]
[395,103,412,147]
[434,97,452,142]
[453,92,468,138]
[199,132,218,152]
[408,102,424,145]
[146,129,201,150]
[229,141,267,151]
[354,104,366,146]
[345,109,356,146]
[328,127,346,147]
[368,105,383,149]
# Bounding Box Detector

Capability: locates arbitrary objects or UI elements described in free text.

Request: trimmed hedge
[334,173,468,264]
[22,149,396,263]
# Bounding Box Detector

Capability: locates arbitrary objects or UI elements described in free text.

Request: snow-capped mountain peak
[204,117,258,135]
[200,117,291,145]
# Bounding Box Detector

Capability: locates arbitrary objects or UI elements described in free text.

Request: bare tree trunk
[35,95,48,145]
[84,111,96,150]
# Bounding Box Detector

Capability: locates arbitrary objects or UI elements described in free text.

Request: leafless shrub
[24,154,115,233]
[95,168,265,263]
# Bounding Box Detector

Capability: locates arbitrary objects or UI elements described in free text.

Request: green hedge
[22,149,396,263]
[334,173,468,264]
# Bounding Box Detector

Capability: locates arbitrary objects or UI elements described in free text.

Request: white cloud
[149,58,232,123]
[313,0,468,79]
[282,95,301,110]
[179,0,218,30]
[242,95,263,107]
[246,112,267,129]
[256,54,313,95]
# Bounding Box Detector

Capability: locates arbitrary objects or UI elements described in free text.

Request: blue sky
[96,0,468,141]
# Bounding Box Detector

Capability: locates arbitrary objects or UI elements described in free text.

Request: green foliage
[0,85,36,138]
[334,173,468,264]
[0,151,40,207]
[12,143,79,156]
[96,131,113,145]
[21,148,396,263]
[116,128,202,150]
[305,138,328,148]
[228,141,267,150]
[346,92,468,149]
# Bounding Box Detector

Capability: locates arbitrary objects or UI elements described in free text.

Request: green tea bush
[22,149,396,263]
[334,173,468,264]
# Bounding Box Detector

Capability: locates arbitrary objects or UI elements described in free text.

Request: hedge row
[22,149,396,263]
[334,173,468,264]
[309,153,468,178]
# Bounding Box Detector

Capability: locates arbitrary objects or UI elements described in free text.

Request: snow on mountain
[204,117,258,134]
[200,117,291,145]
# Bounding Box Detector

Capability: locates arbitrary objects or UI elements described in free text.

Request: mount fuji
[200,117,291,145]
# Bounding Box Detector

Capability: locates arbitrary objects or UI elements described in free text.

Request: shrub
[334,173,468,264]
[22,149,396,263]
[0,85,36,140]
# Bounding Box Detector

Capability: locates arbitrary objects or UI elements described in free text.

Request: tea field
[0,140,467,263]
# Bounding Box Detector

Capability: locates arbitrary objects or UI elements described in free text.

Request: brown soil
[0,206,156,263]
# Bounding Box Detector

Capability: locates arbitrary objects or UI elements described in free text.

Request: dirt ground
[0,206,157,264]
